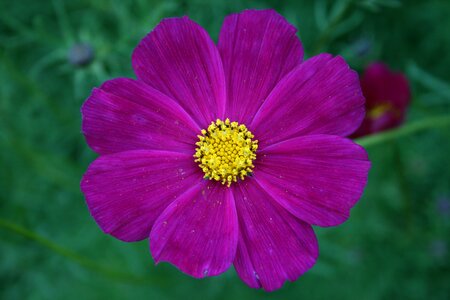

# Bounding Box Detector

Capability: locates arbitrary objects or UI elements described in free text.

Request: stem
[0,218,165,286]
[354,115,450,148]
[312,0,353,53]
[0,51,72,124]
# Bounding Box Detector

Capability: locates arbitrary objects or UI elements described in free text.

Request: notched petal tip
[233,181,319,292]
[256,135,370,228]
[252,53,366,145]
[81,150,200,242]
[149,184,238,279]
[219,8,303,124]
[80,77,200,155]
[131,13,226,126]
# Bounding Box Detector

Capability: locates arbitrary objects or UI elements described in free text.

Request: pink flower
[353,62,411,137]
[81,9,370,291]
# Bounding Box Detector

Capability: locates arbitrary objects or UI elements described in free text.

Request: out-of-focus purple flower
[68,43,94,67]
[352,62,411,137]
[80,9,371,291]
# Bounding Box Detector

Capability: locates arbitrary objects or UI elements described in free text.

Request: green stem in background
[0,51,73,124]
[312,0,353,53]
[0,218,165,286]
[0,117,82,194]
[355,115,450,148]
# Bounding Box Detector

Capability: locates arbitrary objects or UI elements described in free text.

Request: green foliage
[1,0,449,299]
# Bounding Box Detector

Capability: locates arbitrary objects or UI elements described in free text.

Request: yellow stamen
[368,102,398,119]
[194,118,258,187]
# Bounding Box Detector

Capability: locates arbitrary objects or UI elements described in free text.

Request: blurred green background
[1,0,449,299]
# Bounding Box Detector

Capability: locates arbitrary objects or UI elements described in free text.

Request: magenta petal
[255,135,370,227]
[81,150,201,242]
[81,78,200,155]
[150,182,238,278]
[218,9,303,124]
[232,180,318,291]
[251,54,365,147]
[132,17,226,127]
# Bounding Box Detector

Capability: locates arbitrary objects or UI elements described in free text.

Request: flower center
[194,118,258,187]
[368,102,398,119]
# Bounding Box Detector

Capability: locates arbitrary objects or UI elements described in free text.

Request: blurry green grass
[1,0,449,299]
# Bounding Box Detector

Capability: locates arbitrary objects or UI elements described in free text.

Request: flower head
[353,62,411,137]
[81,9,370,291]
[194,118,258,186]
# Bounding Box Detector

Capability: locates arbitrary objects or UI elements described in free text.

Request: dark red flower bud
[353,62,411,137]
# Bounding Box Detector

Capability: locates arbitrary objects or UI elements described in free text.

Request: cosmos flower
[352,62,411,137]
[81,9,370,291]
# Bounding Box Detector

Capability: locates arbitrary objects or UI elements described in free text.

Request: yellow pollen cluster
[194,118,258,187]
[368,102,397,119]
